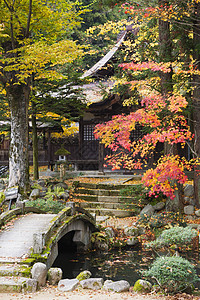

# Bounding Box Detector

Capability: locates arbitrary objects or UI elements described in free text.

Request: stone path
[0,214,56,259]
[100,176,134,184]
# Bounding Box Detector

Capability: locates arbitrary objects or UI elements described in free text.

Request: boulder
[47,267,62,285]
[195,209,200,217]
[37,179,46,187]
[124,226,139,237]
[59,192,69,201]
[184,184,194,197]
[126,237,139,246]
[54,182,68,190]
[132,279,152,293]
[76,270,91,281]
[39,187,48,197]
[153,202,165,211]
[184,196,195,206]
[0,183,5,190]
[80,278,103,290]
[103,280,130,292]
[105,227,115,238]
[185,215,195,221]
[184,205,194,215]
[31,262,47,287]
[137,226,145,235]
[24,278,38,292]
[140,204,155,216]
[30,189,40,200]
[94,238,109,252]
[58,278,79,292]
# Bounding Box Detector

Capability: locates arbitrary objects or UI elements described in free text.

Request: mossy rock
[76,270,91,281]
[0,192,5,205]
[132,279,152,293]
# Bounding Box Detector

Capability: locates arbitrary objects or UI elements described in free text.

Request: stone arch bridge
[0,204,98,269]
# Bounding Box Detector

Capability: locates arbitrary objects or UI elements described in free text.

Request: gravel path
[0,287,166,300]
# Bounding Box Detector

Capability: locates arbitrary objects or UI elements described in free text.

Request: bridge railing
[32,204,96,254]
[0,201,97,258]
[32,206,72,254]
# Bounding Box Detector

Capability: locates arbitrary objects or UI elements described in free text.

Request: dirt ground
[0,288,171,300]
[0,287,162,300]
[0,286,200,300]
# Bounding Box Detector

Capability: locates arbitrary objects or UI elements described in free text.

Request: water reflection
[52,233,200,287]
[53,247,153,285]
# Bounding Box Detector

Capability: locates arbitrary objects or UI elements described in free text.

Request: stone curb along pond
[32,264,152,294]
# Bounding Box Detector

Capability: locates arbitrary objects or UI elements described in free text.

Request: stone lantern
[55,146,70,180]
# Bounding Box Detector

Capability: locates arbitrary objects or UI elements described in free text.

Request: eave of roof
[80,31,127,79]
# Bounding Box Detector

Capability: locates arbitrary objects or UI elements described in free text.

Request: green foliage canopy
[0,0,88,87]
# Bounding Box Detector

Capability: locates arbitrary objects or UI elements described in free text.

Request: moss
[132,280,152,293]
[29,253,48,264]
[20,266,32,277]
[64,216,73,224]
[55,146,70,156]
[21,258,36,266]
[76,270,91,281]
[0,192,5,204]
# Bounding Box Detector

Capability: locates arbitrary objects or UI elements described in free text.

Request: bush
[44,186,65,201]
[119,184,148,207]
[144,256,199,294]
[27,198,65,213]
[147,226,197,250]
[137,212,187,229]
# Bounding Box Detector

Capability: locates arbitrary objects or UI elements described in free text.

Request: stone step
[74,194,138,204]
[98,195,132,203]
[0,257,35,266]
[77,182,141,190]
[78,201,139,210]
[75,188,121,196]
[74,194,98,202]
[87,208,136,218]
[0,264,31,277]
[0,276,37,293]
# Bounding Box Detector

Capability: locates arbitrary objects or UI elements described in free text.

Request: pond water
[52,245,154,286]
[52,239,200,288]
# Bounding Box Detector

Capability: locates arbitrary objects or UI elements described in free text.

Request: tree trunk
[7,84,30,193]
[158,1,183,211]
[193,2,200,207]
[31,107,39,180]
[158,1,172,94]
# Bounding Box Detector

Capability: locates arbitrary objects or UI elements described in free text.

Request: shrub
[144,256,199,294]
[147,226,197,250]
[44,186,65,201]
[137,212,187,229]
[27,198,65,213]
[119,184,148,207]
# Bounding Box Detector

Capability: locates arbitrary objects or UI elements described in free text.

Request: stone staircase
[73,179,144,218]
[0,258,35,292]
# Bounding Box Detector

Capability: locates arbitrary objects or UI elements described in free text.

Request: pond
[52,240,200,288]
[52,245,154,286]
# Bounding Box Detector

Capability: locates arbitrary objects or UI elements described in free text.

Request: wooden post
[47,129,51,169]
[98,142,104,174]
[79,117,83,160]
[31,111,39,180]
[43,129,46,150]
[192,235,199,260]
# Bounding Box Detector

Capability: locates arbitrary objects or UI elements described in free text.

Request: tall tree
[193,1,200,205]
[30,75,86,180]
[93,0,200,209]
[0,0,86,192]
